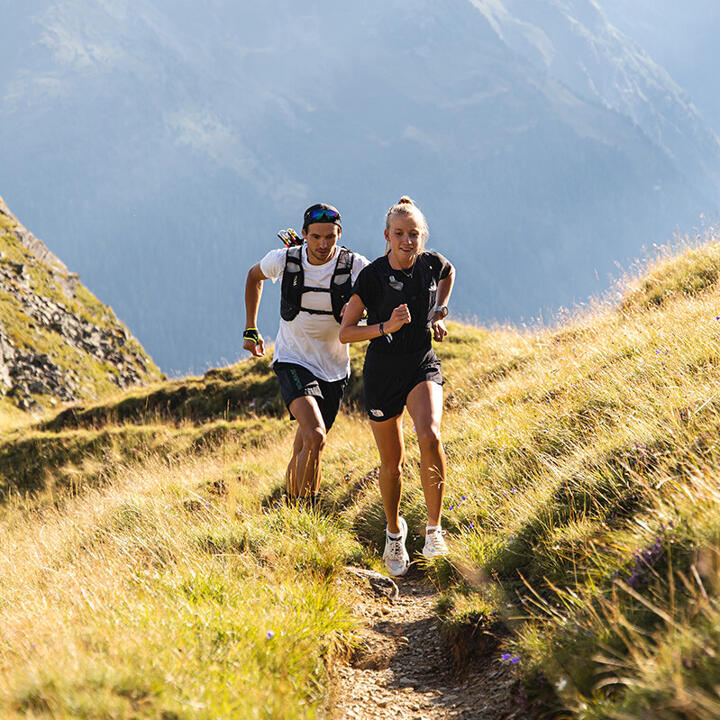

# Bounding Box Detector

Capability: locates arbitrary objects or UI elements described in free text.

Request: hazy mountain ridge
[599,0,720,137]
[471,0,720,194]
[0,0,718,372]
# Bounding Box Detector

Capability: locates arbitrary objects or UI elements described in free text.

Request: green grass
[4,233,720,717]
[0,456,359,719]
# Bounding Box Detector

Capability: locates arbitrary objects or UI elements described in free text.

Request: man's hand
[386,303,411,333]
[243,329,265,357]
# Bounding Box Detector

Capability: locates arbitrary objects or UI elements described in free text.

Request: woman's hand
[386,303,411,333]
[432,315,448,342]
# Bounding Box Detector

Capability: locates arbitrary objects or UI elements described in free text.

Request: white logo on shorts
[370,409,384,418]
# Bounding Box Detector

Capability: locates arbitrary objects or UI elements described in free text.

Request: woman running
[339,197,455,576]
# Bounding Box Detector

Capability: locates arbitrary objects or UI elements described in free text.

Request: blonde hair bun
[384,196,429,254]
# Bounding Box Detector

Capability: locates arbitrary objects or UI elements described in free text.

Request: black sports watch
[434,305,449,319]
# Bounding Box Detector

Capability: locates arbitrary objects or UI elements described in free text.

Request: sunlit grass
[0,450,360,718]
[3,231,720,716]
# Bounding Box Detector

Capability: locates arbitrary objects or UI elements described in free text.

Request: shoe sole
[386,561,410,577]
[421,545,449,559]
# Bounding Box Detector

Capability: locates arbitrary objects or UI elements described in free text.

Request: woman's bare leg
[369,414,405,534]
[406,381,446,527]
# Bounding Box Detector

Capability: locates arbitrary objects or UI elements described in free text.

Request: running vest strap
[280,246,354,324]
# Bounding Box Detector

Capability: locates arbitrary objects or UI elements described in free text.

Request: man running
[243,204,369,504]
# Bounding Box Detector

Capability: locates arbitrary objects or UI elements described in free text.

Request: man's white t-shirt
[260,245,369,381]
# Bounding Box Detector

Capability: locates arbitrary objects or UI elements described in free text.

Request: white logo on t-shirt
[370,409,384,417]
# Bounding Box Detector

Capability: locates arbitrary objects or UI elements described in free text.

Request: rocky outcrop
[1,195,70,270]
[0,196,160,411]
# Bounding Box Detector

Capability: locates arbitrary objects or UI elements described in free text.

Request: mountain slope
[600,0,720,138]
[1,0,717,371]
[0,196,162,413]
[470,0,720,193]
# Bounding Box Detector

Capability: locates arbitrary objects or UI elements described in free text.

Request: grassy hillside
[2,234,720,717]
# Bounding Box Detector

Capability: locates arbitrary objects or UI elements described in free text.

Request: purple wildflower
[266,631,275,640]
[624,535,665,589]
[461,495,467,501]
[468,522,475,529]
[448,504,455,511]
[500,653,521,664]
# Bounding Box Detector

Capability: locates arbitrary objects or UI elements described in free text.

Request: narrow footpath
[330,569,526,720]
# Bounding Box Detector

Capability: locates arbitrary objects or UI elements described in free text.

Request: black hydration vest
[280,245,354,324]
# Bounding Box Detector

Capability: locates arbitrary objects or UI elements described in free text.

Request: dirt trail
[330,569,526,720]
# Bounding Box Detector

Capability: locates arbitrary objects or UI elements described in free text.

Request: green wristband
[243,328,260,344]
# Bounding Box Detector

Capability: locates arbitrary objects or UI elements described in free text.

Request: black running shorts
[273,361,348,431]
[362,348,443,422]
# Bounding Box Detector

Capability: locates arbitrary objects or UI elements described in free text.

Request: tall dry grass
[3,231,720,717]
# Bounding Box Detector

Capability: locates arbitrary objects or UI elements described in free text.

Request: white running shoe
[383,517,410,577]
[422,528,449,559]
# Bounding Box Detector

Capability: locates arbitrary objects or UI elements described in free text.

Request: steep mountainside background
[1,0,719,372]
[0,197,161,416]
[601,0,720,136]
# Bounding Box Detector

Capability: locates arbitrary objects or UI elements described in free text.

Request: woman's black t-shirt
[353,251,452,355]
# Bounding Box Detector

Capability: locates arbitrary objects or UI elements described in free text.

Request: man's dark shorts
[363,347,443,422]
[273,361,348,431]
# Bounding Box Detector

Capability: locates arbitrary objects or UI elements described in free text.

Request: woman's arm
[339,294,411,344]
[435,264,455,309]
[431,263,455,342]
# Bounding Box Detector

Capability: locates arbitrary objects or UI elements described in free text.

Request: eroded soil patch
[331,571,529,719]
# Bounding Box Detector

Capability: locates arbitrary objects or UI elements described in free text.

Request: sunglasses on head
[306,207,340,224]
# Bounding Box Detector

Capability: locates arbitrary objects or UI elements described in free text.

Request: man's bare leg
[285,426,304,496]
[287,395,327,499]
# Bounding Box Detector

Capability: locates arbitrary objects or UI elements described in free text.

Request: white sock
[426,524,442,534]
[387,527,402,540]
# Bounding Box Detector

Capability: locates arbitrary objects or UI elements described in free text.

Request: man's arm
[244,263,269,357]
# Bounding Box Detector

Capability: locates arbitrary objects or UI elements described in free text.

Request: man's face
[303,223,341,265]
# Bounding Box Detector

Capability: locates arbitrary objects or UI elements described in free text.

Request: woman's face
[385,212,424,265]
